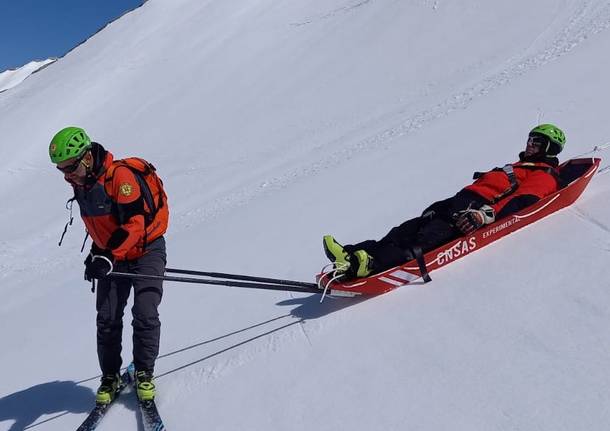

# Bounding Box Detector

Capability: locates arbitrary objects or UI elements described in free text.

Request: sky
[0,0,143,72]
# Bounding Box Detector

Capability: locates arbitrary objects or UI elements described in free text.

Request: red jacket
[464,161,559,214]
[74,150,168,261]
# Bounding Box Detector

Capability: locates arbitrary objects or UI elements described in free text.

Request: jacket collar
[518,151,559,168]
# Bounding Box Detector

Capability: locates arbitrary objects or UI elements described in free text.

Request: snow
[1,0,610,430]
[0,59,56,93]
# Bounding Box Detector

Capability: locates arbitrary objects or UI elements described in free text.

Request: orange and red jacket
[74,151,168,261]
[464,161,559,214]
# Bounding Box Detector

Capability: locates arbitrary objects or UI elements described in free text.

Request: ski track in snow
[568,205,610,236]
[290,291,314,347]
[174,0,610,234]
[151,294,359,393]
[148,296,352,399]
[154,317,308,401]
[290,0,373,26]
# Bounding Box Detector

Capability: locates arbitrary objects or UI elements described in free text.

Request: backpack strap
[145,161,165,214]
[472,164,519,204]
[104,160,158,250]
[105,160,159,224]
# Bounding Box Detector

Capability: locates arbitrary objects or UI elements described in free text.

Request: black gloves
[84,248,114,281]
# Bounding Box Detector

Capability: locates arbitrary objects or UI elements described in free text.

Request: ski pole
[165,267,317,288]
[109,272,322,294]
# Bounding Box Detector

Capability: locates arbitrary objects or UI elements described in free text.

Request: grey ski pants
[95,237,166,374]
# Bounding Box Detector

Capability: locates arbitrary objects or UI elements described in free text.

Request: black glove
[84,248,114,281]
[455,204,496,235]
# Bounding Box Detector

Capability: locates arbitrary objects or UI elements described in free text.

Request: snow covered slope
[0,59,56,93]
[1,0,610,430]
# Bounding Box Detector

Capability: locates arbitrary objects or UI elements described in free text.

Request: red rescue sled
[319,157,601,297]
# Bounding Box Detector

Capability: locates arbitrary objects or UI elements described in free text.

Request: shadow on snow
[0,380,93,430]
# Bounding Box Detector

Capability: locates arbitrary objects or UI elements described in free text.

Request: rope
[318,262,349,302]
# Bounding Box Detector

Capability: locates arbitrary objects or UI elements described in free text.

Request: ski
[76,366,133,431]
[126,363,167,431]
[139,399,167,431]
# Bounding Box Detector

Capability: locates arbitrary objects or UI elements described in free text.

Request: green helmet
[529,124,565,156]
[49,126,92,164]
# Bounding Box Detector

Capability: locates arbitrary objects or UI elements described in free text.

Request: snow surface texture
[1,0,610,430]
[0,59,56,93]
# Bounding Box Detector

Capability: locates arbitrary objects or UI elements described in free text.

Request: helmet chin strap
[83,160,93,174]
[82,152,100,185]
[544,141,551,155]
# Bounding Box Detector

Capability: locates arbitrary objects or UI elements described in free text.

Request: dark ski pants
[344,190,487,274]
[96,237,166,375]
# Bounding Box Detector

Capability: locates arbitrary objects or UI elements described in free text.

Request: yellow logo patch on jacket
[119,182,133,197]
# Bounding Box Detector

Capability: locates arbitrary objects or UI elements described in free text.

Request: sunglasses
[56,153,87,174]
[527,135,549,148]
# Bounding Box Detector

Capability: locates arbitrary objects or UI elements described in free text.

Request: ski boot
[353,250,374,278]
[135,370,156,401]
[322,235,352,274]
[95,373,121,405]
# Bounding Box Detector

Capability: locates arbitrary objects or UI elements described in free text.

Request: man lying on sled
[323,124,566,280]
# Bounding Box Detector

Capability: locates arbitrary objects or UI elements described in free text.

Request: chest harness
[472,163,558,204]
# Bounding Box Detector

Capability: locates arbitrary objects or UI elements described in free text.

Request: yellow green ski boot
[95,373,120,405]
[135,370,156,401]
[322,235,351,274]
[353,250,374,278]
